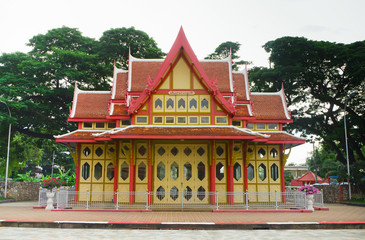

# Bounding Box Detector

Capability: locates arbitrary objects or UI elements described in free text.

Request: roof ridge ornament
[146,75,153,95]
[211,75,218,95]
[128,97,137,114]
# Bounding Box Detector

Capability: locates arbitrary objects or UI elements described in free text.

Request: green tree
[306,146,345,181]
[205,41,251,70]
[249,37,365,166]
[0,26,164,177]
[284,170,294,186]
[98,27,165,69]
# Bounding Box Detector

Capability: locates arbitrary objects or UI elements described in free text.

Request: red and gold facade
[55,28,305,204]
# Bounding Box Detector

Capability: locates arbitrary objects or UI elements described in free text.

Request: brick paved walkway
[0,202,364,223]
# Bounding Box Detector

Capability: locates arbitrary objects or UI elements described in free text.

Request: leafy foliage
[52,168,76,186]
[284,170,294,186]
[205,41,251,70]
[98,27,165,68]
[13,171,42,182]
[0,26,164,179]
[249,37,365,166]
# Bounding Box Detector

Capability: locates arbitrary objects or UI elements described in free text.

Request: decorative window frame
[153,116,164,124]
[232,120,242,127]
[120,119,131,127]
[268,123,279,130]
[199,95,211,113]
[165,116,175,125]
[200,116,210,125]
[176,96,187,112]
[255,123,266,130]
[107,122,117,129]
[95,122,106,129]
[188,116,199,125]
[135,115,149,125]
[83,122,93,129]
[215,116,228,125]
[165,96,175,112]
[152,95,164,113]
[176,116,187,125]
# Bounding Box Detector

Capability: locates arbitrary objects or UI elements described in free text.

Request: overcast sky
[1,0,364,164]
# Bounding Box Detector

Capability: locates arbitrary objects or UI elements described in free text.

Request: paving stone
[0,202,364,226]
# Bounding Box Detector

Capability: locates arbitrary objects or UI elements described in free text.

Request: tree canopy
[0,26,164,176]
[205,41,250,70]
[249,37,365,165]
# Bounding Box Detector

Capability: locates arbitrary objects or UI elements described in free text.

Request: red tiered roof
[69,86,110,120]
[129,60,163,92]
[251,90,291,121]
[112,71,128,100]
[232,73,249,101]
[58,27,304,149]
[290,171,329,186]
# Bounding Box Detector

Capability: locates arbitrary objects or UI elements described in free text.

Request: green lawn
[0,197,7,200]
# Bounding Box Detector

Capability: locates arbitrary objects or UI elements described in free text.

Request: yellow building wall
[246,144,281,203]
[172,58,191,89]
[78,143,117,201]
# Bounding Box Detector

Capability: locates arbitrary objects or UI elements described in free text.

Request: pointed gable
[128,27,235,115]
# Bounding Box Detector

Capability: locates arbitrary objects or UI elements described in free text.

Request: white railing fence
[37,189,324,210]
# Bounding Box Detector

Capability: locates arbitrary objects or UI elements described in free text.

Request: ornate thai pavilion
[55,28,305,204]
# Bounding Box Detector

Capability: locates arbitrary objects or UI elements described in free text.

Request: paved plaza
[1,202,365,224]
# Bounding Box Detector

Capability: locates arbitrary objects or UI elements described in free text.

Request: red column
[129,140,135,204]
[227,140,234,205]
[210,140,216,205]
[280,144,286,203]
[75,143,81,202]
[113,141,119,203]
[147,140,153,205]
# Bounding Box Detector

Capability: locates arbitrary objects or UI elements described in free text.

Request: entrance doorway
[154,143,209,204]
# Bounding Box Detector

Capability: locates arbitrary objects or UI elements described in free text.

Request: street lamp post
[0,100,11,199]
[344,98,352,200]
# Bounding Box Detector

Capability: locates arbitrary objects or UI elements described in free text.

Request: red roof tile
[111,103,129,116]
[128,60,233,94]
[290,179,303,186]
[201,61,231,92]
[72,92,110,119]
[261,132,305,142]
[297,171,326,182]
[130,61,163,92]
[113,72,128,99]
[251,93,289,120]
[235,104,251,117]
[233,73,248,100]
[55,130,103,141]
[95,126,267,140]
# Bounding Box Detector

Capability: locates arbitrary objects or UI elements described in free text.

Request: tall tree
[0,26,165,176]
[249,37,365,165]
[98,27,165,69]
[205,41,250,70]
